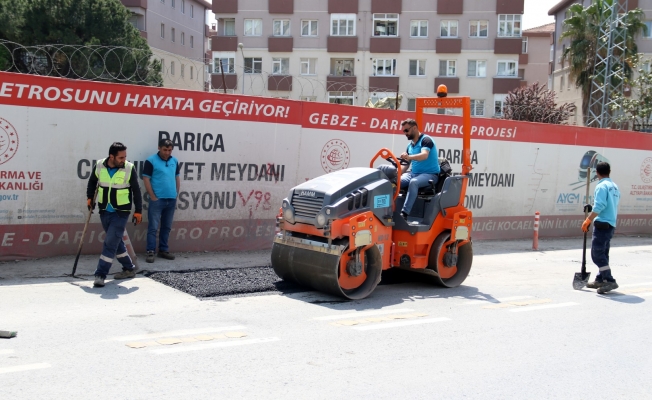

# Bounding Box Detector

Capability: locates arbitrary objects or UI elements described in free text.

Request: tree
[0,0,162,86]
[502,82,576,124]
[561,0,646,122]
[612,56,652,131]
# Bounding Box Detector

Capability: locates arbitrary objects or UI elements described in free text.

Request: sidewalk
[1,235,649,283]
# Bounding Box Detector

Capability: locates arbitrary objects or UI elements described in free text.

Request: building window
[181,0,185,13]
[470,20,488,37]
[301,20,318,37]
[522,37,528,53]
[245,57,262,74]
[181,64,185,77]
[300,58,317,75]
[407,98,416,111]
[373,13,398,37]
[161,58,165,72]
[223,19,235,36]
[273,20,291,36]
[328,91,354,105]
[373,59,396,76]
[300,96,317,102]
[214,54,235,73]
[550,45,554,62]
[409,60,426,76]
[567,73,572,90]
[471,100,485,116]
[171,28,175,42]
[498,14,522,37]
[244,19,263,36]
[440,20,458,38]
[190,66,194,80]
[181,32,185,45]
[410,20,428,38]
[171,0,175,8]
[170,61,175,75]
[497,60,517,76]
[332,59,354,76]
[331,14,356,36]
[191,4,194,18]
[494,94,507,117]
[190,36,194,48]
[272,58,290,75]
[468,60,487,77]
[439,60,456,77]
[645,21,652,38]
[560,75,565,92]
[160,23,165,38]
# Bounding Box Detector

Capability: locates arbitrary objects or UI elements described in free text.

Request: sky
[523,0,560,29]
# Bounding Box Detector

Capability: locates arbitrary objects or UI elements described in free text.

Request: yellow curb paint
[413,313,429,317]
[156,338,182,345]
[484,299,552,309]
[335,320,360,326]
[178,337,199,343]
[194,335,214,341]
[126,342,147,349]
[142,341,161,347]
[363,317,387,323]
[212,334,228,339]
[224,332,248,338]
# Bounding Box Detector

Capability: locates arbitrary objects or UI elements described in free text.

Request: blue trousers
[94,212,134,278]
[400,172,438,215]
[147,198,176,253]
[591,224,615,282]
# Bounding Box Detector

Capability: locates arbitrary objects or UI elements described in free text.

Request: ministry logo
[641,157,652,184]
[0,117,19,165]
[321,139,350,173]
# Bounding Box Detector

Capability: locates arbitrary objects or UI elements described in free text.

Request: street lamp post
[238,43,245,95]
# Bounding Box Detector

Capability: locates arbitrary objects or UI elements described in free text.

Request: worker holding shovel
[581,162,621,294]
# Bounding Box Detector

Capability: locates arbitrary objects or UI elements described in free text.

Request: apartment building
[548,0,651,126]
[121,0,212,91]
[210,0,528,117]
[521,23,554,89]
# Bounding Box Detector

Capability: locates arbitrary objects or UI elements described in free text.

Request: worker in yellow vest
[86,142,143,287]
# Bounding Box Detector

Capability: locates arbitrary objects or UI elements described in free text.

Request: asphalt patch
[147,266,433,299]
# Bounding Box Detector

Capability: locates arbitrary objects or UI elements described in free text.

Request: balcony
[496,0,524,14]
[269,0,294,14]
[212,36,238,52]
[370,37,400,53]
[436,38,461,54]
[369,76,399,91]
[327,36,358,53]
[210,74,238,91]
[493,77,522,94]
[494,38,522,54]
[371,0,401,14]
[120,0,147,8]
[328,0,358,14]
[519,53,528,65]
[268,37,293,52]
[268,75,293,91]
[434,77,459,94]
[327,76,357,91]
[437,0,462,14]
[213,0,238,14]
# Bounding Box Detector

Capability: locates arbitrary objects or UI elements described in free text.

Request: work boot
[158,251,176,260]
[146,251,155,263]
[93,276,105,287]
[113,266,139,280]
[597,281,619,294]
[586,280,604,289]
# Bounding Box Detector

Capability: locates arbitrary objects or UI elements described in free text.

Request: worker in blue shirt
[399,118,440,222]
[581,162,621,294]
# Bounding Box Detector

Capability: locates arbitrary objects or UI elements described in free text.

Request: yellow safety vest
[95,158,135,212]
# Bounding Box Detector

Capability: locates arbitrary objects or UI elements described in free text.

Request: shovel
[573,167,592,289]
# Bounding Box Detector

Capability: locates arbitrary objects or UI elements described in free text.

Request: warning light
[437,85,448,98]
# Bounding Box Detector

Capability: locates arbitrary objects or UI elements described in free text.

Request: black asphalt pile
[147,266,432,299]
[147,267,302,298]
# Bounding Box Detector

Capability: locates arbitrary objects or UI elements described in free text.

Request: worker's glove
[581,218,591,233]
[583,204,593,213]
[87,198,95,213]
[132,212,142,225]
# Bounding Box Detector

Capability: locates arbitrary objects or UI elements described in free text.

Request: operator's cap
[437,84,448,98]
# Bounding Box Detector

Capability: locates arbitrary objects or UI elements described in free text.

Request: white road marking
[510,302,579,313]
[0,363,51,374]
[313,308,415,321]
[112,326,246,342]
[620,282,652,288]
[0,349,15,355]
[352,317,450,331]
[461,296,533,305]
[151,337,280,355]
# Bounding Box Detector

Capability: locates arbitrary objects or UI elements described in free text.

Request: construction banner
[1,71,651,259]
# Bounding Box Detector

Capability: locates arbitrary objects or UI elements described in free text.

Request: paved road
[1,237,651,399]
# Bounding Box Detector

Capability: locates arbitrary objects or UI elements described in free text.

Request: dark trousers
[147,198,176,253]
[591,224,615,282]
[94,212,134,278]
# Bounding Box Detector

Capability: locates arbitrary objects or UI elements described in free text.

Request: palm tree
[561,0,646,124]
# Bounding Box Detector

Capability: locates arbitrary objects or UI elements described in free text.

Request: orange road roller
[272,95,474,299]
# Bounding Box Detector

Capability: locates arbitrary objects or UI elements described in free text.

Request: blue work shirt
[408,134,440,174]
[593,177,620,227]
[142,153,181,199]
